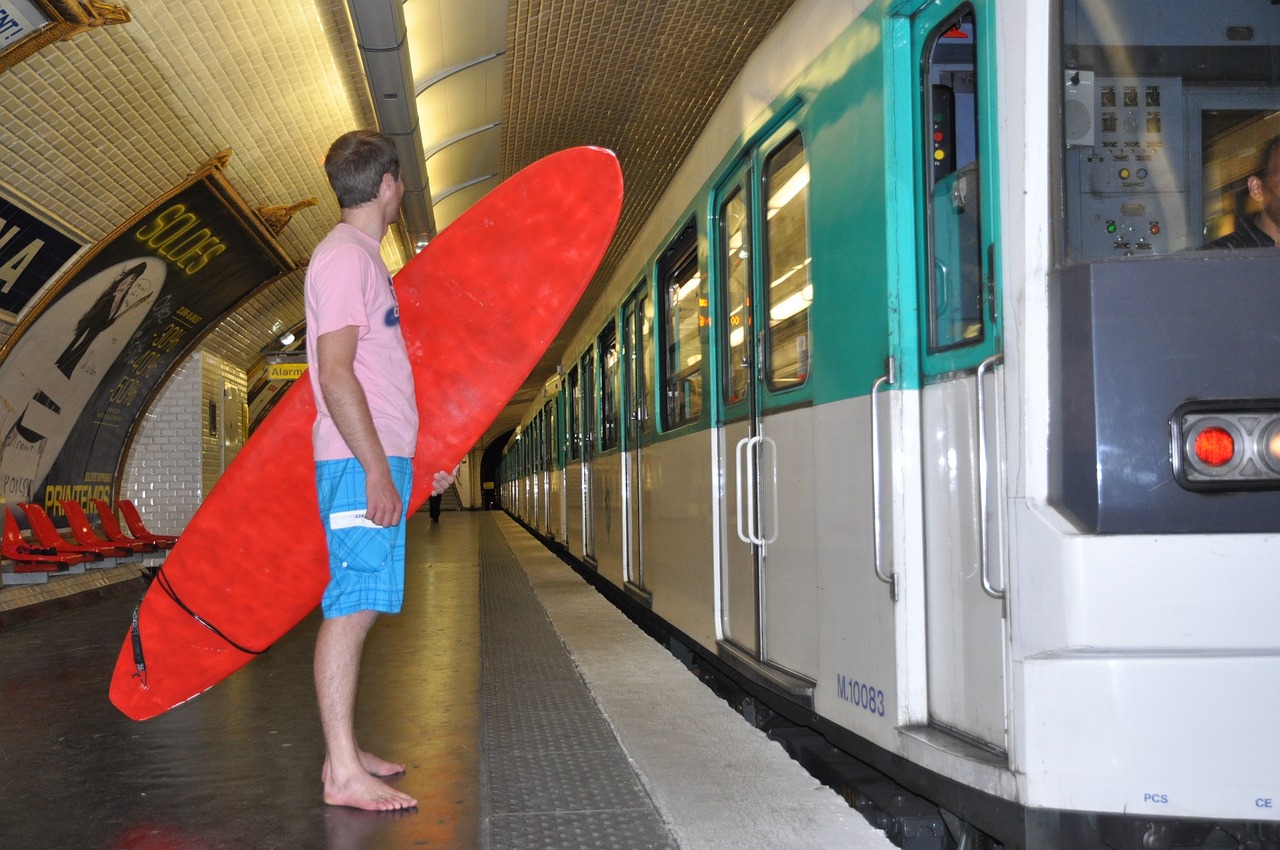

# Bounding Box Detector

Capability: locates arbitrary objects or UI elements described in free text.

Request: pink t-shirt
[305,223,418,461]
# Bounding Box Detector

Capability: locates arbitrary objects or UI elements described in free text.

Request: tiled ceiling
[0,0,796,455]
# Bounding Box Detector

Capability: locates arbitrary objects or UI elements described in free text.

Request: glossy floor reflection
[0,512,483,850]
[1,511,880,850]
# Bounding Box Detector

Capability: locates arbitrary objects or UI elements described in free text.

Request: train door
[565,364,584,557]
[542,399,560,540]
[713,125,819,692]
[532,409,544,531]
[554,391,568,543]
[622,284,652,602]
[579,346,597,563]
[911,1,1008,752]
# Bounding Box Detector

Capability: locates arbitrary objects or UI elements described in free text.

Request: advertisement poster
[0,190,83,319]
[0,162,293,511]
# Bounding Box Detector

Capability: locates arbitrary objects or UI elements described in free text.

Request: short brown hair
[324,130,400,209]
[1255,136,1280,180]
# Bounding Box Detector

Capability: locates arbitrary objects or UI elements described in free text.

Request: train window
[598,321,619,451]
[641,290,654,434]
[545,399,555,471]
[1196,108,1280,248]
[580,347,596,460]
[623,284,654,437]
[763,132,812,388]
[566,365,580,461]
[1060,0,1280,259]
[719,187,751,405]
[923,8,985,353]
[659,221,703,428]
[532,411,542,473]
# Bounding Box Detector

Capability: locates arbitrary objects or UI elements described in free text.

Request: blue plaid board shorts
[315,456,414,619]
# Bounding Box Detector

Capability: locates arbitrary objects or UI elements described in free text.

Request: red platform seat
[59,500,151,556]
[2,510,85,572]
[91,499,159,553]
[116,500,179,548]
[19,502,116,561]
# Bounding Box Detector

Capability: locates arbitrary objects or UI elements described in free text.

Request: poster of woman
[0,257,163,504]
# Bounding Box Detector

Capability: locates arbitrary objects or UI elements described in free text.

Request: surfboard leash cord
[128,568,268,688]
[129,604,148,689]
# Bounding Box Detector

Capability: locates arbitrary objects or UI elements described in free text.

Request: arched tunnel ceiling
[0,0,796,456]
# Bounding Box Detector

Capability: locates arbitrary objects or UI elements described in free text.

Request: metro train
[498,0,1280,847]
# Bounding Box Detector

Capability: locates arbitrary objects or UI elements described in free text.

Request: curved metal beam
[414,50,505,96]
[432,174,498,205]
[345,0,437,249]
[423,121,502,161]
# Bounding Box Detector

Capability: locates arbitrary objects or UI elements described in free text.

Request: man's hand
[364,466,403,527]
[431,465,460,497]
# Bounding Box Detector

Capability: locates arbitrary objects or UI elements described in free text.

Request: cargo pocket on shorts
[329,523,391,573]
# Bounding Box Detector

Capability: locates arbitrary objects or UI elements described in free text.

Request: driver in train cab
[1202,135,1280,249]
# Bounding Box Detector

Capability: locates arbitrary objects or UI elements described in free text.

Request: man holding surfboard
[306,130,448,812]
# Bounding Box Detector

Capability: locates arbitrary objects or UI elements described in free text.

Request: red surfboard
[109,147,623,720]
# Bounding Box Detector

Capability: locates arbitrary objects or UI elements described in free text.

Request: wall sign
[0,189,85,319]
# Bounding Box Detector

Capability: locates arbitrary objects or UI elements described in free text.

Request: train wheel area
[514,511,1280,850]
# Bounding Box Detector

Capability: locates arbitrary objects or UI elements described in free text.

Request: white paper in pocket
[329,509,381,529]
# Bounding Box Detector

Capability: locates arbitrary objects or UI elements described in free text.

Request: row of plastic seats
[2,499,178,575]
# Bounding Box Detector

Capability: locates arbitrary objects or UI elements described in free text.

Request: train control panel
[1065,73,1187,258]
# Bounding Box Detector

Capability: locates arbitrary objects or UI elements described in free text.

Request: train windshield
[1060,0,1280,261]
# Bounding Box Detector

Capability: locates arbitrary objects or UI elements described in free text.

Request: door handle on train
[870,357,898,601]
[976,353,1006,600]
[758,435,779,546]
[744,435,766,546]
[734,435,770,546]
[734,436,753,545]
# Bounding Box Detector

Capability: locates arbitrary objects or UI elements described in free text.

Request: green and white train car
[501,1,1280,846]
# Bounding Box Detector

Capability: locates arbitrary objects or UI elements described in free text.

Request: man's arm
[315,325,402,527]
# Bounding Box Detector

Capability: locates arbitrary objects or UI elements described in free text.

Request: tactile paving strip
[478,518,677,850]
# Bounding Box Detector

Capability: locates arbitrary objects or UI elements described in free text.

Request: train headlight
[1172,400,1280,491]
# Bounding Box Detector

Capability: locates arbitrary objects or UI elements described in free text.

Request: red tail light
[1193,426,1234,467]
[1172,402,1280,491]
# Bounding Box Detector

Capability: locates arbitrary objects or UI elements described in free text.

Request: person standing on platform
[306,129,451,812]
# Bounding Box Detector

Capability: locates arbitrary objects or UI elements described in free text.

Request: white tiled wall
[118,349,247,535]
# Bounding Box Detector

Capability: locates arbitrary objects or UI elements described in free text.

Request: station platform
[0,511,892,850]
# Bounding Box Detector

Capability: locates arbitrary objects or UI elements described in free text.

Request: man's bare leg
[315,610,417,811]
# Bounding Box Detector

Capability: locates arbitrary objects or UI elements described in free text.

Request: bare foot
[323,750,405,782]
[323,767,417,812]
[357,750,405,777]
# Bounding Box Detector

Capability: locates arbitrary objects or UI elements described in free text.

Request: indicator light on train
[1193,426,1234,467]
[1172,403,1280,490]
[1265,423,1280,472]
